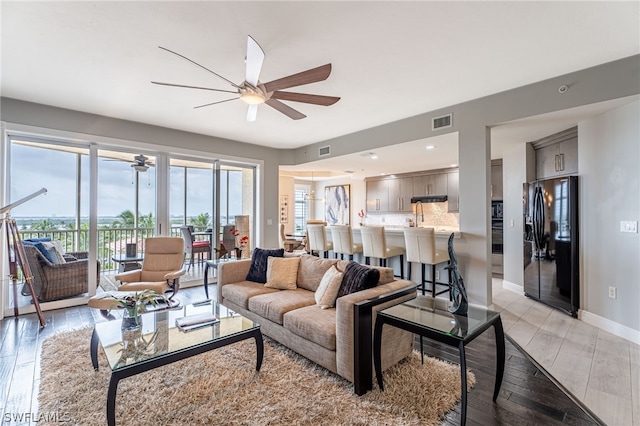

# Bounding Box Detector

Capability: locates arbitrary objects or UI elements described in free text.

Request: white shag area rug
[38,327,475,425]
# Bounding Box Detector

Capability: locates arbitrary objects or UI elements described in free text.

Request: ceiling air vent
[432,113,453,130]
[318,145,331,157]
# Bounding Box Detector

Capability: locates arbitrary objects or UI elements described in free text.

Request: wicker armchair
[22,245,96,302]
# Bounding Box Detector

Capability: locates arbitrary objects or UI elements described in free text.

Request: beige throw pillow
[314,265,344,309]
[265,256,300,290]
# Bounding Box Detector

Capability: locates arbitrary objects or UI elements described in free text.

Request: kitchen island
[326,226,462,283]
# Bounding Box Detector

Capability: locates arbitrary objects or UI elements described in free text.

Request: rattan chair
[22,245,95,302]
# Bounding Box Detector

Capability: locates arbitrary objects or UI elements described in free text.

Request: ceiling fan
[152,36,340,121]
[131,155,153,173]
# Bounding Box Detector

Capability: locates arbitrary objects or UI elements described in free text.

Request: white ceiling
[2,1,639,167]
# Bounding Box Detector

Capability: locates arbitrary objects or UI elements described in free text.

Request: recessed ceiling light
[370,154,378,160]
[426,145,436,150]
[450,163,457,167]
[380,172,386,176]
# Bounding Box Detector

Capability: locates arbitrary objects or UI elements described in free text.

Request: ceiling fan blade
[246,105,259,122]
[245,36,265,87]
[158,46,241,89]
[270,91,340,106]
[265,98,306,120]
[263,64,332,93]
[193,97,239,109]
[151,81,237,94]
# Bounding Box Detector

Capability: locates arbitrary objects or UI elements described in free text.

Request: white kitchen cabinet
[447,171,459,212]
[412,173,447,197]
[388,177,413,212]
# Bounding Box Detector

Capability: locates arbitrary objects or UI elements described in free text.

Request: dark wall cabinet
[388,177,414,212]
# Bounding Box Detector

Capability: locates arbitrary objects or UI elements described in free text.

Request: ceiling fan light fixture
[240,91,265,105]
[132,164,149,173]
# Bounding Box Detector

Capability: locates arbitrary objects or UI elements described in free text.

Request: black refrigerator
[523,176,579,317]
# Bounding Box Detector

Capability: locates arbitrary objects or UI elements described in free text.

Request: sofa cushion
[336,261,380,298]
[337,260,393,285]
[248,289,316,325]
[221,281,279,309]
[284,305,337,351]
[314,265,344,309]
[296,255,338,292]
[246,248,285,283]
[265,256,300,290]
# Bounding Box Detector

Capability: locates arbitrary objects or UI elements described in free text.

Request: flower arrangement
[357,209,366,226]
[229,227,249,258]
[107,289,169,331]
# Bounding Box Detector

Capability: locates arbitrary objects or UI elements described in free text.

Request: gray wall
[288,55,640,307]
[0,98,284,248]
[579,100,639,331]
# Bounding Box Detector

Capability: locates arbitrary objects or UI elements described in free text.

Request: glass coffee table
[91,302,263,426]
[373,296,504,426]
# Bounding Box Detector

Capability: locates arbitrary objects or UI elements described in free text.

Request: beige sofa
[217,254,417,394]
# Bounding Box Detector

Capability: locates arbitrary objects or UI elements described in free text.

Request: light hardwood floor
[491,278,640,426]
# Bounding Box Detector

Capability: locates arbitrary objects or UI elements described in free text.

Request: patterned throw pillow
[336,261,380,298]
[314,265,344,309]
[265,256,300,290]
[246,248,285,283]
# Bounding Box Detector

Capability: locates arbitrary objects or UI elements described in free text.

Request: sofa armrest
[217,259,252,303]
[335,280,416,394]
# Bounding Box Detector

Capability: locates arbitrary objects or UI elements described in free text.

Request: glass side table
[373,296,505,426]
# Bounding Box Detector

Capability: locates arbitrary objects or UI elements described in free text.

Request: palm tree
[189,212,211,230]
[139,212,155,229]
[111,210,135,228]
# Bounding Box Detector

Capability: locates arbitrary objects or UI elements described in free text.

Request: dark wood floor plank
[0,286,601,426]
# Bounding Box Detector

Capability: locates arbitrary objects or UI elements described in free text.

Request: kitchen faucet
[415,200,424,225]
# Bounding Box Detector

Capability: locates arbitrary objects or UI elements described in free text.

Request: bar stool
[306,223,333,258]
[360,226,404,278]
[329,225,363,260]
[403,227,451,298]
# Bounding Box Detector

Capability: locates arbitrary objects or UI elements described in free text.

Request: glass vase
[121,306,142,332]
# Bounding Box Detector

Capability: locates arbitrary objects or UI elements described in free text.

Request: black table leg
[458,341,467,426]
[203,263,210,299]
[419,335,424,364]
[91,328,99,371]
[107,373,120,426]
[492,317,506,401]
[254,329,264,371]
[373,317,385,391]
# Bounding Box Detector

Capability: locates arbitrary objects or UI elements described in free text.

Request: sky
[8,142,242,219]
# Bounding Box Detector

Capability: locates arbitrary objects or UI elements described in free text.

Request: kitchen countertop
[352,226,461,238]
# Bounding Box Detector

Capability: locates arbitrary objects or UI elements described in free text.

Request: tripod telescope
[1,188,47,327]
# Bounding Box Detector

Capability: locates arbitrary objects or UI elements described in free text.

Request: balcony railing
[18,225,218,273]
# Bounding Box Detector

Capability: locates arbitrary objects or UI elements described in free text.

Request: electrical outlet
[435,271,440,280]
[608,286,617,299]
[620,220,638,233]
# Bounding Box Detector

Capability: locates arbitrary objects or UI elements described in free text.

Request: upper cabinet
[447,171,459,212]
[491,160,503,200]
[366,179,389,212]
[412,173,447,196]
[534,127,578,179]
[388,177,413,212]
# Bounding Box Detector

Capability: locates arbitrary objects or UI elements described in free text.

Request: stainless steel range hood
[411,195,448,203]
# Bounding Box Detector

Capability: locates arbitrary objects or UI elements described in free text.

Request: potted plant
[108,289,169,332]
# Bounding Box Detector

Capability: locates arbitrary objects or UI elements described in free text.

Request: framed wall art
[280,194,289,223]
[324,184,350,225]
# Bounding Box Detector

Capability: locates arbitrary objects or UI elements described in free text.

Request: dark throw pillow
[336,261,380,298]
[246,248,285,283]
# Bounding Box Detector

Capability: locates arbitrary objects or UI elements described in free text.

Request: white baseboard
[580,310,640,346]
[502,280,523,294]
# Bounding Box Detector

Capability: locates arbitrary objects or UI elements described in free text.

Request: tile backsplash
[363,202,459,228]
